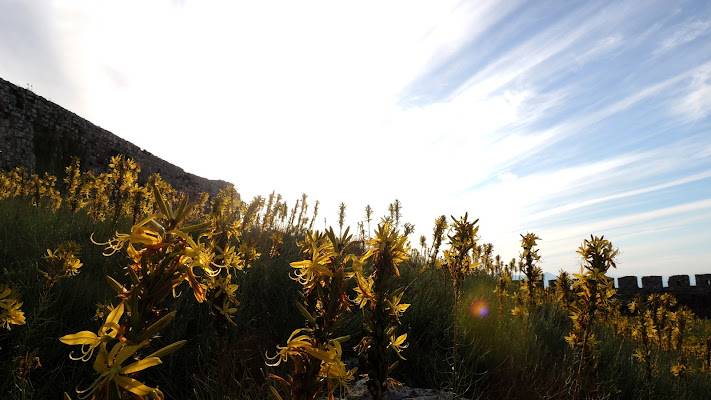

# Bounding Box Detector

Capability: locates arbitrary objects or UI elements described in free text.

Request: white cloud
[523,169,711,223]
[574,34,623,65]
[698,143,711,158]
[451,2,633,101]
[540,199,711,275]
[655,19,711,55]
[548,198,711,246]
[491,60,711,167]
[673,64,711,120]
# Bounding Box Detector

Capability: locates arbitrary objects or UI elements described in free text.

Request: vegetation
[1,157,711,399]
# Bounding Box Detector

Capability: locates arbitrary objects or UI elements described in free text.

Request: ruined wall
[0,77,231,198]
[549,274,711,318]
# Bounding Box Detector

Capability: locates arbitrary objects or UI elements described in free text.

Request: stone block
[668,275,690,290]
[617,276,638,293]
[695,274,711,288]
[641,276,663,291]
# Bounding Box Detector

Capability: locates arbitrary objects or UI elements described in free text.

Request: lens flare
[470,300,489,318]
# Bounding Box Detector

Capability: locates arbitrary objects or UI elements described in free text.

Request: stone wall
[0,77,231,198]
[549,274,711,318]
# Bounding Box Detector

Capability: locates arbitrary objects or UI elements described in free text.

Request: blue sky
[1,0,709,278]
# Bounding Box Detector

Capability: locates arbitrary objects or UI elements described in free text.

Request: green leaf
[295,301,316,325]
[128,267,140,286]
[106,275,125,295]
[182,221,211,234]
[141,311,177,340]
[151,183,173,221]
[147,340,186,359]
[174,195,189,222]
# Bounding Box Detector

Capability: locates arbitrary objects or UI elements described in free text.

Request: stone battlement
[549,274,711,318]
[548,274,711,293]
[0,77,231,198]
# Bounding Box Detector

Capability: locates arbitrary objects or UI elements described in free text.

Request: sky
[1,0,710,279]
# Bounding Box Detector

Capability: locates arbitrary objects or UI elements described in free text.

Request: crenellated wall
[549,274,711,317]
[0,77,231,198]
[611,274,711,294]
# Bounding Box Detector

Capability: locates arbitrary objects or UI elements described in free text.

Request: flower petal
[120,357,162,374]
[60,331,99,345]
[115,376,157,396]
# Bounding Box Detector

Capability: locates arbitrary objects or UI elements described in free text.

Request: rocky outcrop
[0,77,230,198]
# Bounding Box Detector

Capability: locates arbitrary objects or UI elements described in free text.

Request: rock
[325,378,468,400]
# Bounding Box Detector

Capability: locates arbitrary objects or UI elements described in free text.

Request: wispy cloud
[673,63,711,120]
[540,199,711,275]
[655,18,711,55]
[574,34,624,65]
[523,169,711,223]
[547,198,711,246]
[447,1,632,102]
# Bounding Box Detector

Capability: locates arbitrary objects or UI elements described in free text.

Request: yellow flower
[62,256,83,276]
[304,338,343,364]
[317,340,357,390]
[352,274,375,309]
[94,214,165,256]
[633,349,649,363]
[77,342,162,399]
[266,328,314,366]
[388,292,410,322]
[238,237,260,265]
[209,274,240,324]
[170,230,219,276]
[564,333,579,347]
[175,264,207,303]
[370,223,410,276]
[267,329,356,389]
[671,362,687,377]
[290,237,336,285]
[0,284,26,329]
[44,244,83,277]
[60,302,125,361]
[389,332,408,360]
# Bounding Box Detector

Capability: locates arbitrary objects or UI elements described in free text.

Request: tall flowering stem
[354,223,410,400]
[566,235,618,400]
[268,228,364,400]
[60,185,255,399]
[440,213,479,395]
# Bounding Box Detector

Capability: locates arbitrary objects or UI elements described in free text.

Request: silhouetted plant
[296,193,308,233]
[388,200,402,229]
[84,171,109,222]
[337,202,346,236]
[555,270,574,313]
[106,155,139,226]
[263,191,276,231]
[308,200,319,231]
[64,157,85,213]
[354,223,410,400]
[429,215,447,266]
[566,235,618,400]
[268,228,362,400]
[287,199,299,234]
[440,213,479,395]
